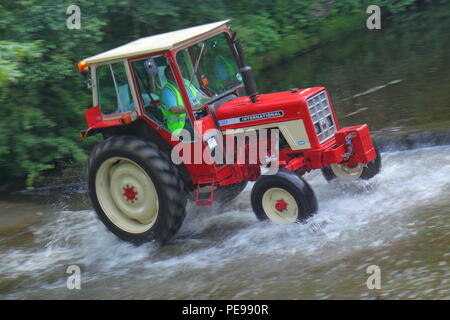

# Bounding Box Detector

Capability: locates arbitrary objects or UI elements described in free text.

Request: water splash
[1,145,449,299]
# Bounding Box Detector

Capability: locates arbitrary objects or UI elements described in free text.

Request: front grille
[307,91,336,143]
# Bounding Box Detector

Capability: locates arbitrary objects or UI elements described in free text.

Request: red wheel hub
[123,185,138,201]
[275,199,288,211]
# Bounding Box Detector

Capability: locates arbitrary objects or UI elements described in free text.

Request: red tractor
[78,20,381,244]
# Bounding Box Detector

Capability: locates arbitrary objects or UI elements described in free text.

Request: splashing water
[1,145,449,299]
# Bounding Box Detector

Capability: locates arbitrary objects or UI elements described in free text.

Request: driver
[160,66,206,135]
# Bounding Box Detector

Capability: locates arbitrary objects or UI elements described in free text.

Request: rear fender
[80,105,137,138]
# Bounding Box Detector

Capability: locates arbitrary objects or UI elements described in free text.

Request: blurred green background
[0,0,446,187]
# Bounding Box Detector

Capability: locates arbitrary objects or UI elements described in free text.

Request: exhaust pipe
[233,38,258,103]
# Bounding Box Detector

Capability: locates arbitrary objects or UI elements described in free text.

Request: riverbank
[248,13,364,71]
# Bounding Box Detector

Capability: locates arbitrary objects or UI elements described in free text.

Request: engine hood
[213,87,325,130]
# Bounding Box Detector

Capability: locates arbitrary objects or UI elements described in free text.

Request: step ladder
[195,180,215,206]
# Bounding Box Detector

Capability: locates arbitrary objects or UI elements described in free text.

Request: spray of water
[1,145,449,298]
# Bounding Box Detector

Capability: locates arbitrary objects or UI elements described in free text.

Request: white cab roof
[84,20,230,64]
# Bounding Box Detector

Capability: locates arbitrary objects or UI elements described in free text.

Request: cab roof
[84,20,230,64]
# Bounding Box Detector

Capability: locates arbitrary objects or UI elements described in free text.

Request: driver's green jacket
[160,80,204,135]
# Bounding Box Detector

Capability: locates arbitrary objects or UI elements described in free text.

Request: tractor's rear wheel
[87,136,187,245]
[251,170,318,224]
[322,144,382,181]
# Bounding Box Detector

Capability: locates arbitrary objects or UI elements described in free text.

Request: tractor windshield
[176,32,242,107]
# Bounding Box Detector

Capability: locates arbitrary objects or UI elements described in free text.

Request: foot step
[195,181,215,206]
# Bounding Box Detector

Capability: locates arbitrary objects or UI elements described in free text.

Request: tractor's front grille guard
[307,91,337,144]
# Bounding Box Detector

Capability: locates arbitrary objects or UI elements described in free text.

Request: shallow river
[0,8,449,299]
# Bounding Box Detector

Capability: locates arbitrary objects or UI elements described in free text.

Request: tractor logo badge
[239,111,284,122]
[218,111,284,126]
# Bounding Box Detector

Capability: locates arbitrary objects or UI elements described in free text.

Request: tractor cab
[129,31,244,137]
[79,20,246,143]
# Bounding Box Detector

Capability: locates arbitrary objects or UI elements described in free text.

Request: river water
[1,8,449,299]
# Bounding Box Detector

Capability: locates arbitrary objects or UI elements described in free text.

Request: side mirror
[82,71,92,89]
[144,58,159,77]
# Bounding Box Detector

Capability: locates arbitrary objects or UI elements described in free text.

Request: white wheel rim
[330,163,363,180]
[262,188,298,224]
[95,157,159,234]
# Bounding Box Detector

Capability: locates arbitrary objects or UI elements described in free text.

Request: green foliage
[0,0,101,186]
[0,0,442,186]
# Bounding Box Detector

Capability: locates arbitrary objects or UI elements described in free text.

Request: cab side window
[96,62,134,115]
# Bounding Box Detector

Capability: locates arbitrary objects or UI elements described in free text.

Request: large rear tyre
[322,144,382,181]
[87,136,187,245]
[251,170,318,224]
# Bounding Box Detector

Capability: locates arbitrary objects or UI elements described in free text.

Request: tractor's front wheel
[251,170,318,224]
[87,136,187,245]
[322,144,382,181]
